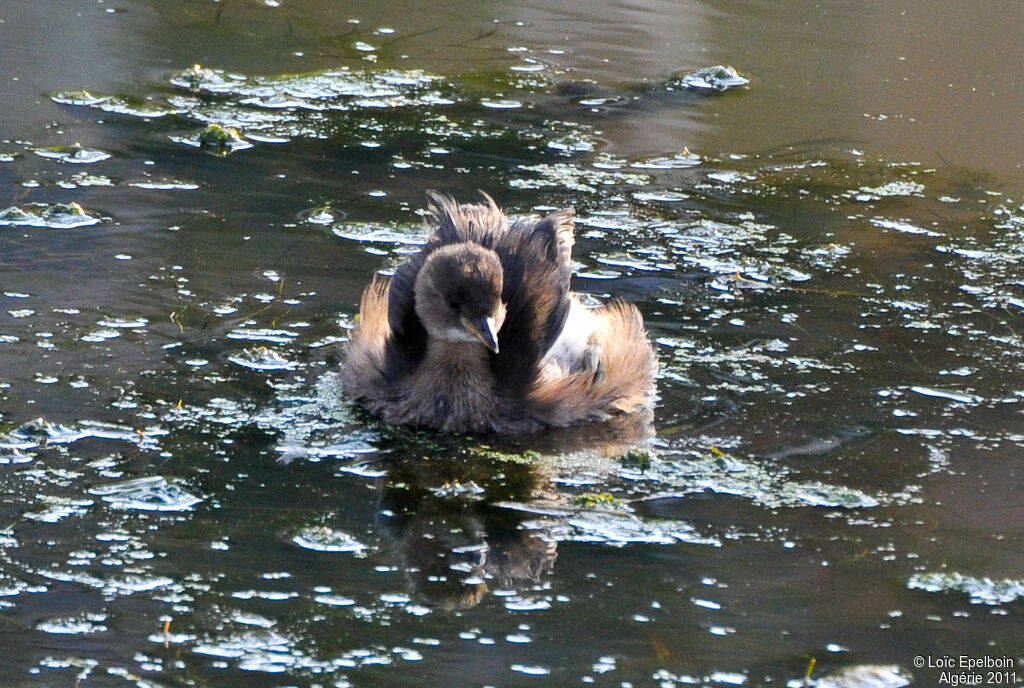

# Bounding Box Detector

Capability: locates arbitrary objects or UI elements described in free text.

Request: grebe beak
[465,315,500,354]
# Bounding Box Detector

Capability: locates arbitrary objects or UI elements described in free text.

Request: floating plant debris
[854,180,926,200]
[572,492,627,510]
[812,665,911,688]
[182,123,254,156]
[908,385,983,405]
[428,480,486,500]
[48,89,110,107]
[228,346,298,371]
[97,316,148,329]
[50,89,179,117]
[669,65,750,92]
[3,417,163,451]
[170,63,239,92]
[34,568,175,597]
[0,202,102,229]
[88,476,203,512]
[510,162,650,193]
[59,172,115,188]
[298,205,339,225]
[33,144,111,164]
[170,63,444,104]
[5,417,81,445]
[314,593,356,607]
[562,511,720,546]
[868,217,942,237]
[480,98,523,109]
[226,327,300,343]
[48,63,514,149]
[25,496,94,523]
[291,526,369,555]
[0,449,33,465]
[36,614,109,635]
[907,572,1024,605]
[1,415,165,454]
[630,149,702,169]
[788,482,880,509]
[331,223,428,247]
[128,179,200,190]
[632,190,692,203]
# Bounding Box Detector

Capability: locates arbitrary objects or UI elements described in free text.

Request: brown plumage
[340,193,658,434]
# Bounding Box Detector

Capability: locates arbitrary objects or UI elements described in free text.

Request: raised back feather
[489,209,574,395]
[430,190,508,245]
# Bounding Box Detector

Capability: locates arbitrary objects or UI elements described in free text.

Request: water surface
[1,1,1022,687]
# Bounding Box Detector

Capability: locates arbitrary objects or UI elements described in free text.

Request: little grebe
[341,193,657,433]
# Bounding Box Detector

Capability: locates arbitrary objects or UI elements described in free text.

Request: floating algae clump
[196,123,252,156]
[0,202,102,229]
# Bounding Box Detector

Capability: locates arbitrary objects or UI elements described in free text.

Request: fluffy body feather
[340,193,657,434]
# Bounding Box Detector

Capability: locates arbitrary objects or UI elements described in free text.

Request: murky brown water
[2,1,1023,687]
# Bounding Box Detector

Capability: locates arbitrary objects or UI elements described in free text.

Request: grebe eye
[447,298,460,311]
